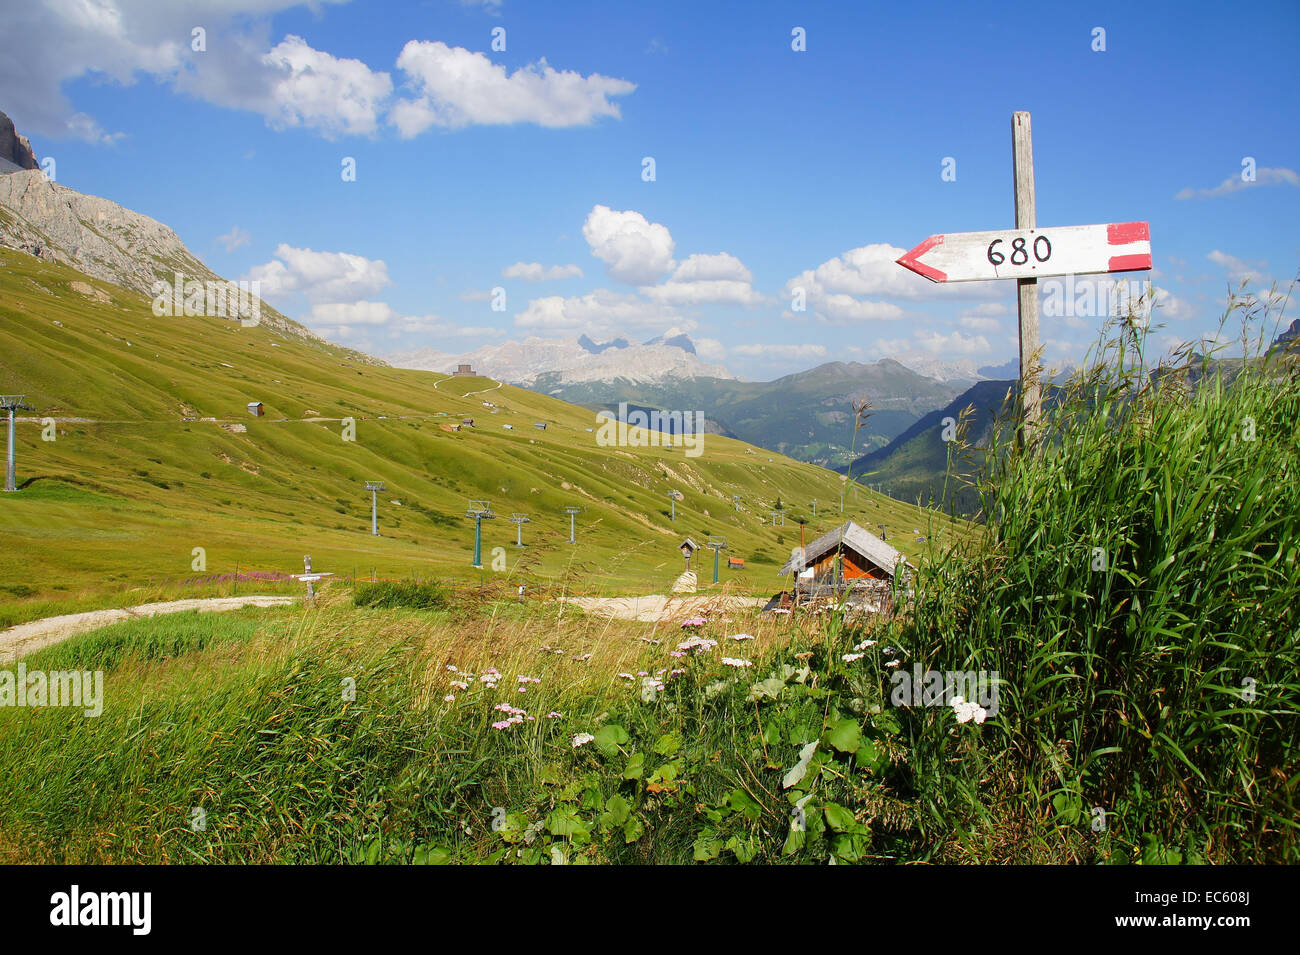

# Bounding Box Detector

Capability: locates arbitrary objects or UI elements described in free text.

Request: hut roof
[777,521,906,577]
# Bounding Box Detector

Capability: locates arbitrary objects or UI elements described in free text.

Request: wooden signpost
[896,112,1152,444]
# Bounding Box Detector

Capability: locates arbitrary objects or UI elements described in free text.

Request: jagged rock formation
[0,109,382,364]
[391,333,735,385]
[0,110,39,173]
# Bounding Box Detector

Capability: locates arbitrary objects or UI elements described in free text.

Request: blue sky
[4,0,1298,379]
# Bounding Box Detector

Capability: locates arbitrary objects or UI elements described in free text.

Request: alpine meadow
[0,0,1296,924]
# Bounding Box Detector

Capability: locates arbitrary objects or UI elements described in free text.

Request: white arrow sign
[896,221,1151,283]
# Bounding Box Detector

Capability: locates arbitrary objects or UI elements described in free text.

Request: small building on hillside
[453,363,477,377]
[246,401,264,417]
[777,521,908,607]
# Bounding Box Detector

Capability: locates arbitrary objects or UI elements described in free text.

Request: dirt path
[0,595,295,663]
[561,593,767,622]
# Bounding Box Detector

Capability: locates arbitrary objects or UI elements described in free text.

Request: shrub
[353,580,450,612]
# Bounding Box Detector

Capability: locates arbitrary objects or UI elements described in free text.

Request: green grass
[0,250,971,620]
[883,300,1300,863]
[2,257,1291,865]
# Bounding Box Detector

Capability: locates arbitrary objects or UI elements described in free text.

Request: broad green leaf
[600,794,631,828]
[622,752,645,780]
[831,832,868,863]
[545,807,590,840]
[825,717,862,754]
[693,832,723,861]
[623,815,645,844]
[748,677,785,702]
[726,835,759,863]
[412,844,450,865]
[824,802,857,832]
[593,724,630,758]
[653,732,682,756]
[727,788,762,822]
[781,828,805,855]
[854,737,887,773]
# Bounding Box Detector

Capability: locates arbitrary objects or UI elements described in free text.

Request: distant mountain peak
[641,332,696,354]
[389,332,729,384]
[578,334,630,354]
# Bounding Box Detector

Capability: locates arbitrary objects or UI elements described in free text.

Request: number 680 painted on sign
[988,234,1052,267]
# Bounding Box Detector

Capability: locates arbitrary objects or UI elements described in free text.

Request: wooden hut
[777,521,907,605]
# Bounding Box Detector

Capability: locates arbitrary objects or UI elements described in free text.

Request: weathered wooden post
[1012,111,1041,445]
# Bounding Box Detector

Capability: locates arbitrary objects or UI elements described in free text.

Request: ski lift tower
[707,538,728,585]
[731,494,742,512]
[364,480,385,536]
[2,395,33,493]
[667,490,678,521]
[564,506,582,544]
[467,500,495,568]
[508,513,530,547]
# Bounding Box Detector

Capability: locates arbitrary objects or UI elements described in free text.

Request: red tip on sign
[896,234,948,283]
[1107,221,1150,245]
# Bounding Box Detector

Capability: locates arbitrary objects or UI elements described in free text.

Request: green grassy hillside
[842,379,1018,515]
[539,359,963,468]
[0,250,970,621]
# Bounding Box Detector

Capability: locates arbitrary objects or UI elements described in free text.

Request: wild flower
[546,712,562,719]
[677,635,717,653]
[721,657,752,668]
[730,633,756,641]
[773,608,792,615]
[639,637,661,644]
[494,703,526,716]
[617,672,635,681]
[681,616,707,628]
[446,665,458,673]
[854,640,877,651]
[572,733,595,748]
[950,696,988,725]
[443,694,455,703]
[842,652,864,662]
[450,680,469,691]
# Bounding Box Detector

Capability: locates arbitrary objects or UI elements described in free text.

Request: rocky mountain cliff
[0,110,38,173]
[0,110,381,363]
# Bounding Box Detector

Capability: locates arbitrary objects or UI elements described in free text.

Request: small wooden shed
[778,521,907,602]
[247,401,264,417]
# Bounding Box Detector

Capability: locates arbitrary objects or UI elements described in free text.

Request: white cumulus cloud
[390,41,634,135]
[582,205,676,285]
[515,288,687,338]
[640,253,764,306]
[246,244,391,304]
